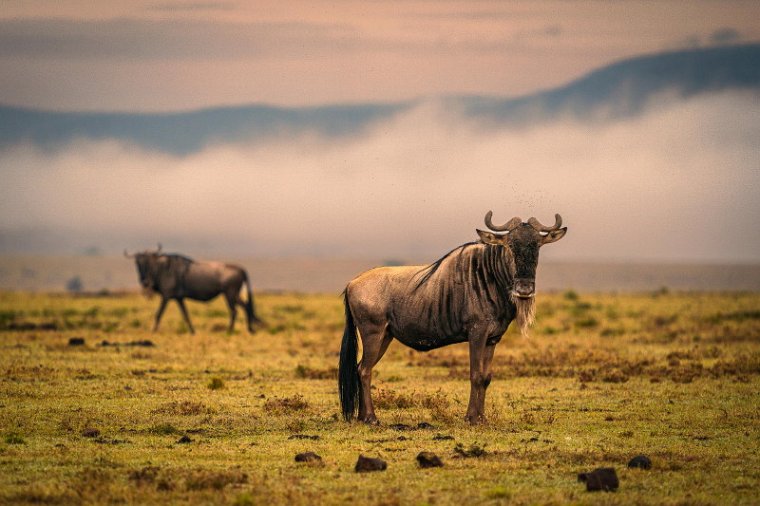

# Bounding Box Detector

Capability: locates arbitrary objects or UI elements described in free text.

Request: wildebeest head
[477,211,567,335]
[124,244,163,292]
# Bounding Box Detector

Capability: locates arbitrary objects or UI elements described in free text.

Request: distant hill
[1,44,758,155]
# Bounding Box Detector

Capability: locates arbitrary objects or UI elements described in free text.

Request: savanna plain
[1,289,759,505]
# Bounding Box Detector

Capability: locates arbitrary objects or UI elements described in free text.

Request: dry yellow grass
[0,289,758,505]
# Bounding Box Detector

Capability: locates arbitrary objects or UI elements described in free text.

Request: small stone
[627,455,652,470]
[81,428,100,438]
[68,337,85,346]
[355,455,387,472]
[578,467,619,492]
[176,435,192,444]
[416,451,444,468]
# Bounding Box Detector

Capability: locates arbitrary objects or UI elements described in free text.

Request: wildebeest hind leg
[357,324,392,424]
[176,299,196,334]
[224,293,238,333]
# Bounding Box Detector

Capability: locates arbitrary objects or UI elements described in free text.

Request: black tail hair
[242,271,262,331]
[338,289,360,421]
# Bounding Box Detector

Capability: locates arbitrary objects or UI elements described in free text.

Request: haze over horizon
[1,1,758,265]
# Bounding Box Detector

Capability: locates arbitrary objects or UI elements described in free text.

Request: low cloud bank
[1,91,758,263]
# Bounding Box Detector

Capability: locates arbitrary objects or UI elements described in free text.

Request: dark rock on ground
[628,455,652,469]
[68,337,85,346]
[355,455,387,472]
[176,435,193,444]
[129,340,155,347]
[81,428,100,438]
[295,452,323,464]
[389,423,411,431]
[578,467,619,492]
[417,422,434,429]
[433,434,454,441]
[288,434,320,440]
[417,451,444,468]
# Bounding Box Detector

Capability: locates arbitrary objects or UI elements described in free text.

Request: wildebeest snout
[512,278,535,298]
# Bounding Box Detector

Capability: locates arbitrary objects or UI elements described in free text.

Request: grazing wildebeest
[339,212,567,424]
[125,245,261,334]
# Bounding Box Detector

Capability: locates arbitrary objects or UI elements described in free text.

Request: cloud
[148,1,237,12]
[0,91,758,262]
[0,18,358,61]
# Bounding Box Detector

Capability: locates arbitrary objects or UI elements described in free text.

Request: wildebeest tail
[338,289,360,421]
[242,271,262,326]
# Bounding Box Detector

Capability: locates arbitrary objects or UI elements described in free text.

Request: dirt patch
[453,443,487,458]
[152,401,213,416]
[263,395,309,414]
[288,434,320,440]
[183,468,248,491]
[295,364,337,380]
[295,452,323,464]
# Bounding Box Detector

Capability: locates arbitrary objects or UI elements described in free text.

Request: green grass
[0,290,758,505]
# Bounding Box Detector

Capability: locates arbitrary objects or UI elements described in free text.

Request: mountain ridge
[1,43,758,155]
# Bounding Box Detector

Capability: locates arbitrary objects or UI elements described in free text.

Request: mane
[413,241,514,295]
[413,242,479,289]
[160,253,194,263]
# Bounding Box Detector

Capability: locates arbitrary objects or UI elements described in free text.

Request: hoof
[465,414,486,425]
[360,417,380,426]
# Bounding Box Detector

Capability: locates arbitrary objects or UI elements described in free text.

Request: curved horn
[124,249,135,259]
[485,210,522,232]
[528,214,563,232]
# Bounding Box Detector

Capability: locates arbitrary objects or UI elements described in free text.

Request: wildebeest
[125,245,261,334]
[339,212,567,424]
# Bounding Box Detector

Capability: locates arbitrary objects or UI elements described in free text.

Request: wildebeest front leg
[357,324,392,424]
[153,298,169,332]
[466,334,491,425]
[176,298,196,334]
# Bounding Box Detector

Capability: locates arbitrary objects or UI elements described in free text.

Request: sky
[1,0,759,111]
[0,1,758,264]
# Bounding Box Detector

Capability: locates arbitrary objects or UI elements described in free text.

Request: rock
[81,428,100,438]
[433,434,454,441]
[627,455,652,470]
[355,455,387,473]
[577,467,619,492]
[288,434,320,440]
[176,435,193,444]
[295,452,323,464]
[128,340,155,347]
[68,337,85,346]
[416,422,434,429]
[416,451,444,468]
[388,423,411,431]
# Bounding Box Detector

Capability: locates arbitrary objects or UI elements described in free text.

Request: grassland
[0,289,759,505]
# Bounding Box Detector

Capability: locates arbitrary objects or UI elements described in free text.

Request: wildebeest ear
[476,229,506,245]
[541,227,567,245]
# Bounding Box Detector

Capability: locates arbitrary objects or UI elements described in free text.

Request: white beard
[511,294,536,338]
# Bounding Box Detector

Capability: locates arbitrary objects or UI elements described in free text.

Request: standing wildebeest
[339,212,567,424]
[125,245,261,334]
